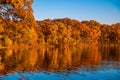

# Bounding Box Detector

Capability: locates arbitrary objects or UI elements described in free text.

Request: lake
[0,46,120,80]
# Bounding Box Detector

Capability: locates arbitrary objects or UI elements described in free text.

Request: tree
[0,0,34,21]
[82,20,101,44]
[0,0,38,46]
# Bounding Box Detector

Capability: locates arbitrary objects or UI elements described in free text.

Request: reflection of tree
[100,46,120,62]
[0,46,119,74]
[81,47,101,66]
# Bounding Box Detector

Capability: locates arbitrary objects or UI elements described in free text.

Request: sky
[32,0,120,24]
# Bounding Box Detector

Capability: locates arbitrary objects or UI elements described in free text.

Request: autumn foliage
[0,0,120,47]
[36,18,120,46]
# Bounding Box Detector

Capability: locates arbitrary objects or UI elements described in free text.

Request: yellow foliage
[11,0,23,8]
[4,36,12,46]
[5,49,13,57]
[0,25,4,33]
[28,28,38,44]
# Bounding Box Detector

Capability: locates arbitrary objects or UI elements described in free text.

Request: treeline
[0,0,120,47]
[1,18,120,47]
[36,18,120,45]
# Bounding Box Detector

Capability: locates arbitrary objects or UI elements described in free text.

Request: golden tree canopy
[0,0,34,21]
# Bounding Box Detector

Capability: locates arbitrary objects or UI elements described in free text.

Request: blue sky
[32,0,120,24]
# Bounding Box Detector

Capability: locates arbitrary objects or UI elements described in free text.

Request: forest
[0,0,120,47]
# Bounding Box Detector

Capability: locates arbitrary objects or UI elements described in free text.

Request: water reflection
[0,46,120,80]
[0,46,119,74]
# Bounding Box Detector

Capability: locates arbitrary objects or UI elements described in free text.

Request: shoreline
[0,43,119,49]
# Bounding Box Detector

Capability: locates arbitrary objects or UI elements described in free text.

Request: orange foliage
[0,0,119,47]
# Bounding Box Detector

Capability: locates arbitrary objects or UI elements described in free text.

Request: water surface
[0,46,120,80]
